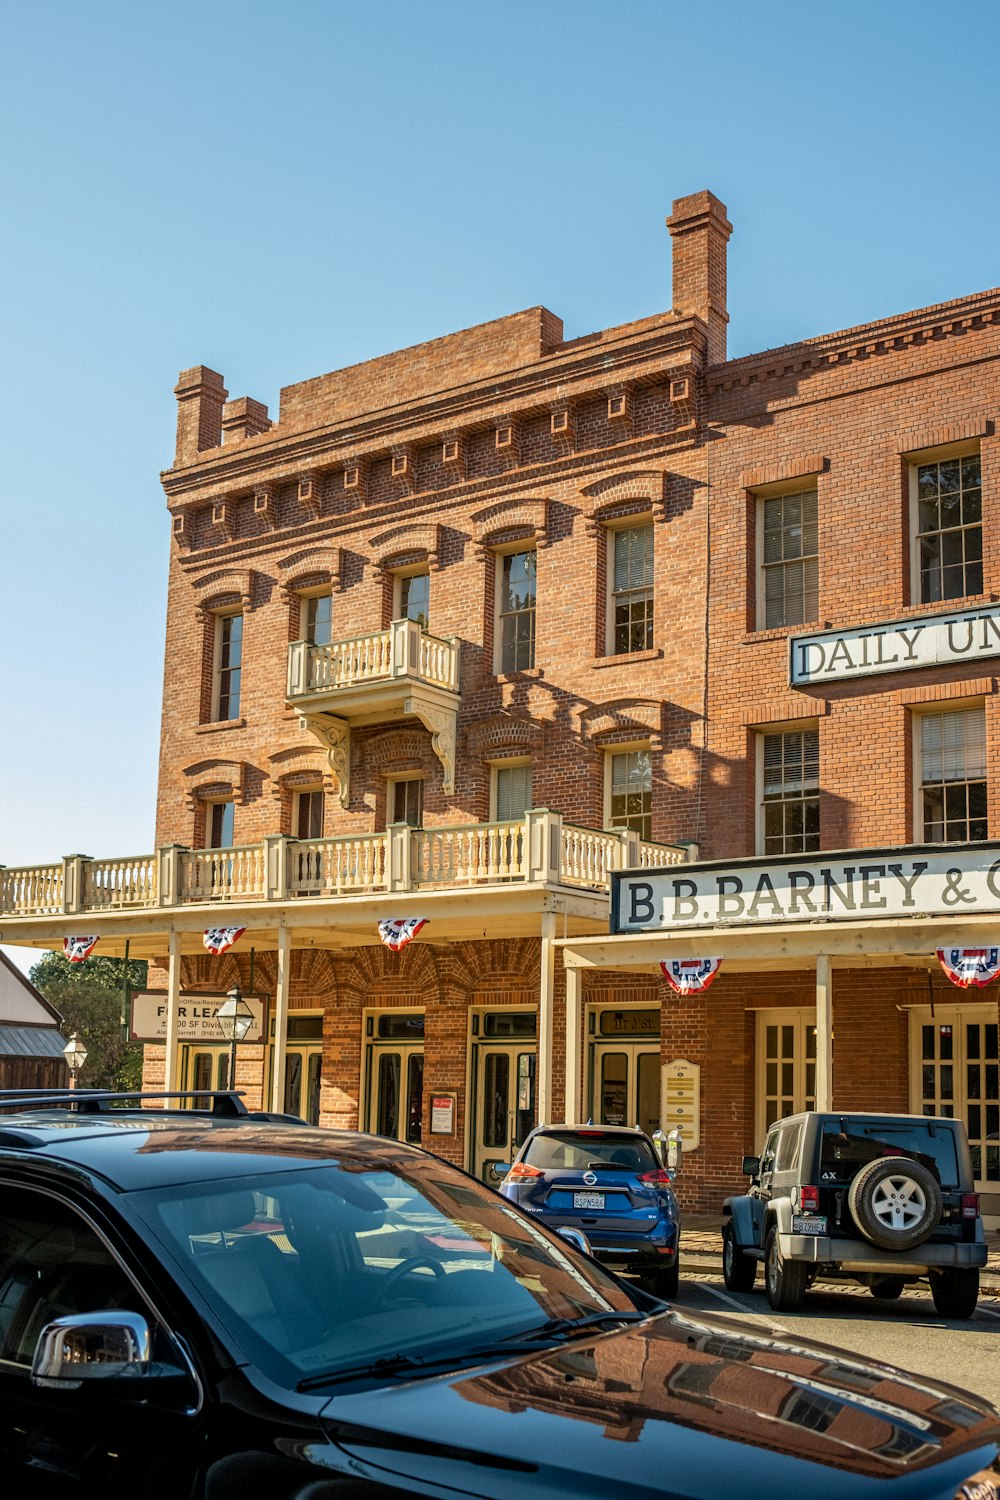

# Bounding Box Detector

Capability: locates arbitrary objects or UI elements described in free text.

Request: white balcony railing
[288,617,460,700]
[0,812,691,919]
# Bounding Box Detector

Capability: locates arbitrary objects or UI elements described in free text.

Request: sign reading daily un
[611,844,1000,934]
[789,603,1000,686]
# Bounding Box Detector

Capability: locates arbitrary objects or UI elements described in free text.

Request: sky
[2,0,998,978]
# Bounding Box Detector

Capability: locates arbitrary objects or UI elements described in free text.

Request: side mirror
[489,1161,509,1181]
[32,1311,152,1390]
[557,1226,592,1257]
[741,1155,760,1177]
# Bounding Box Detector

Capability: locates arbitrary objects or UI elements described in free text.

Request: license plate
[792,1215,827,1234]
[573,1191,605,1210]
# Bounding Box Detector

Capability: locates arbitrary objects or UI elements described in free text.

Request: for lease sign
[611,845,1000,933]
[130,991,268,1043]
[789,603,1000,686]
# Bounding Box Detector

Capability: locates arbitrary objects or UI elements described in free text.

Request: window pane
[400,573,429,628]
[761,490,818,628]
[496,764,532,821]
[916,453,982,602]
[761,729,819,854]
[304,594,332,645]
[500,551,536,672]
[608,750,652,840]
[921,707,987,843]
[217,614,242,719]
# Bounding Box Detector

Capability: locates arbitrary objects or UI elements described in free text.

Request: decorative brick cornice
[277,545,346,599]
[368,521,444,574]
[471,496,551,555]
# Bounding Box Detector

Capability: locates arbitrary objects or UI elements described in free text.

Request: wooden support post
[164,932,181,1092]
[271,926,291,1113]
[815,954,833,1111]
[564,964,582,1124]
[538,913,556,1124]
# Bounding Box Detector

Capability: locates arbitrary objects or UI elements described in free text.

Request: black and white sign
[611,844,1000,933]
[130,990,268,1044]
[789,603,1000,686]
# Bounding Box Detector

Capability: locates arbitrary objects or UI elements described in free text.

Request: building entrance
[469,1011,537,1181]
[909,1003,1000,1222]
[363,1011,424,1145]
[588,1007,660,1134]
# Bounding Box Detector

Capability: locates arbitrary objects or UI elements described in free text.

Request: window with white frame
[394,570,430,629]
[388,777,423,828]
[610,524,653,654]
[759,728,820,855]
[497,549,536,673]
[759,488,818,629]
[493,762,532,822]
[918,706,987,844]
[212,612,242,720]
[207,800,235,849]
[606,748,652,841]
[301,593,332,646]
[912,449,982,603]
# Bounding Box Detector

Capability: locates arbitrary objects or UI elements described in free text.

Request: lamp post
[216,987,254,1091]
[63,1032,88,1092]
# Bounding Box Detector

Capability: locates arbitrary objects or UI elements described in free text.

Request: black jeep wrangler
[722,1111,988,1318]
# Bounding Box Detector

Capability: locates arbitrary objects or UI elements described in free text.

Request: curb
[680,1248,1000,1298]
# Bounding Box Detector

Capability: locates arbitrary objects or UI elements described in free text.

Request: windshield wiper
[297,1337,564,1392]
[505,1308,648,1342]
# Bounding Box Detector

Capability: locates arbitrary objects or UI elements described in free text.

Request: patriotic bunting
[936,947,1000,990]
[203,926,246,957]
[659,957,723,995]
[377,918,428,952]
[64,935,99,964]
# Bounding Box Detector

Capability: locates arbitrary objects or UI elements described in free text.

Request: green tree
[30,952,147,1092]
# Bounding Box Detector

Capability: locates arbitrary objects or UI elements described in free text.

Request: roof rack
[0,1090,251,1117]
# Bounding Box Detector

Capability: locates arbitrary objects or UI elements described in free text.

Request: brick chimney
[666,191,732,365]
[173,366,228,465]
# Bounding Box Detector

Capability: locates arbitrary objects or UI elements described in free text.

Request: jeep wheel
[930,1268,979,1320]
[847,1157,942,1250]
[764,1229,807,1312]
[723,1223,757,1292]
[870,1276,905,1300]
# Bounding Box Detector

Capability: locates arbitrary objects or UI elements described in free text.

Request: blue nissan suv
[499,1122,681,1296]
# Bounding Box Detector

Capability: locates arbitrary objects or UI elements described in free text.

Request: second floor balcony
[287,617,460,801]
[0,811,689,921]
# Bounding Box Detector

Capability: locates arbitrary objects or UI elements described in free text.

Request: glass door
[590,1045,661,1134]
[282,1047,323,1124]
[910,1004,999,1221]
[364,1010,425,1145]
[755,1009,816,1140]
[472,1045,536,1181]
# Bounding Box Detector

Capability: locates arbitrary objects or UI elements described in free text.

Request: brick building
[3,189,1000,1218]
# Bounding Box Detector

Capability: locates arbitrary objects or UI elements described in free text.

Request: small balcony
[287,619,460,801]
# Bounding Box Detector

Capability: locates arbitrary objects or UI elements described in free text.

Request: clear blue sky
[2,0,998,975]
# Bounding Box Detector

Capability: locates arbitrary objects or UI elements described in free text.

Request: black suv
[723,1111,988,1317]
[2,1089,1000,1500]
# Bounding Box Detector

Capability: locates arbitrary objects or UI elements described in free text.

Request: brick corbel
[441,435,466,480]
[297,471,324,517]
[253,484,276,529]
[549,403,576,453]
[171,509,192,550]
[669,374,695,425]
[209,495,237,541]
[605,385,634,438]
[342,458,368,507]
[494,418,521,469]
[391,446,417,495]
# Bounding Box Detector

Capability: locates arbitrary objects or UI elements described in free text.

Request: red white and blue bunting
[377,918,428,952]
[64,935,99,964]
[936,947,1000,990]
[203,926,246,957]
[659,957,723,995]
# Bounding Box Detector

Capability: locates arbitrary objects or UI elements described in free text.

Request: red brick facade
[148,189,1000,1215]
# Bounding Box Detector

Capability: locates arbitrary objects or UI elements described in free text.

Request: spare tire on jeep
[847,1156,942,1250]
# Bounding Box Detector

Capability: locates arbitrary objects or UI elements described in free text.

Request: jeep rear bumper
[777,1233,987,1273]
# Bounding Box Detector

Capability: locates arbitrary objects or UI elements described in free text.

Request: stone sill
[592,648,663,668]
[195,717,247,734]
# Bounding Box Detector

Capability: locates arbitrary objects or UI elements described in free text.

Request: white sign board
[612,844,1000,933]
[789,603,1000,686]
[130,991,268,1044]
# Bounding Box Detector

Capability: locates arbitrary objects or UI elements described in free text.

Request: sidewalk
[680,1214,1000,1294]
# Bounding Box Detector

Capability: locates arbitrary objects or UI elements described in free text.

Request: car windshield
[819,1119,960,1185]
[131,1150,638,1387]
[524,1130,658,1172]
